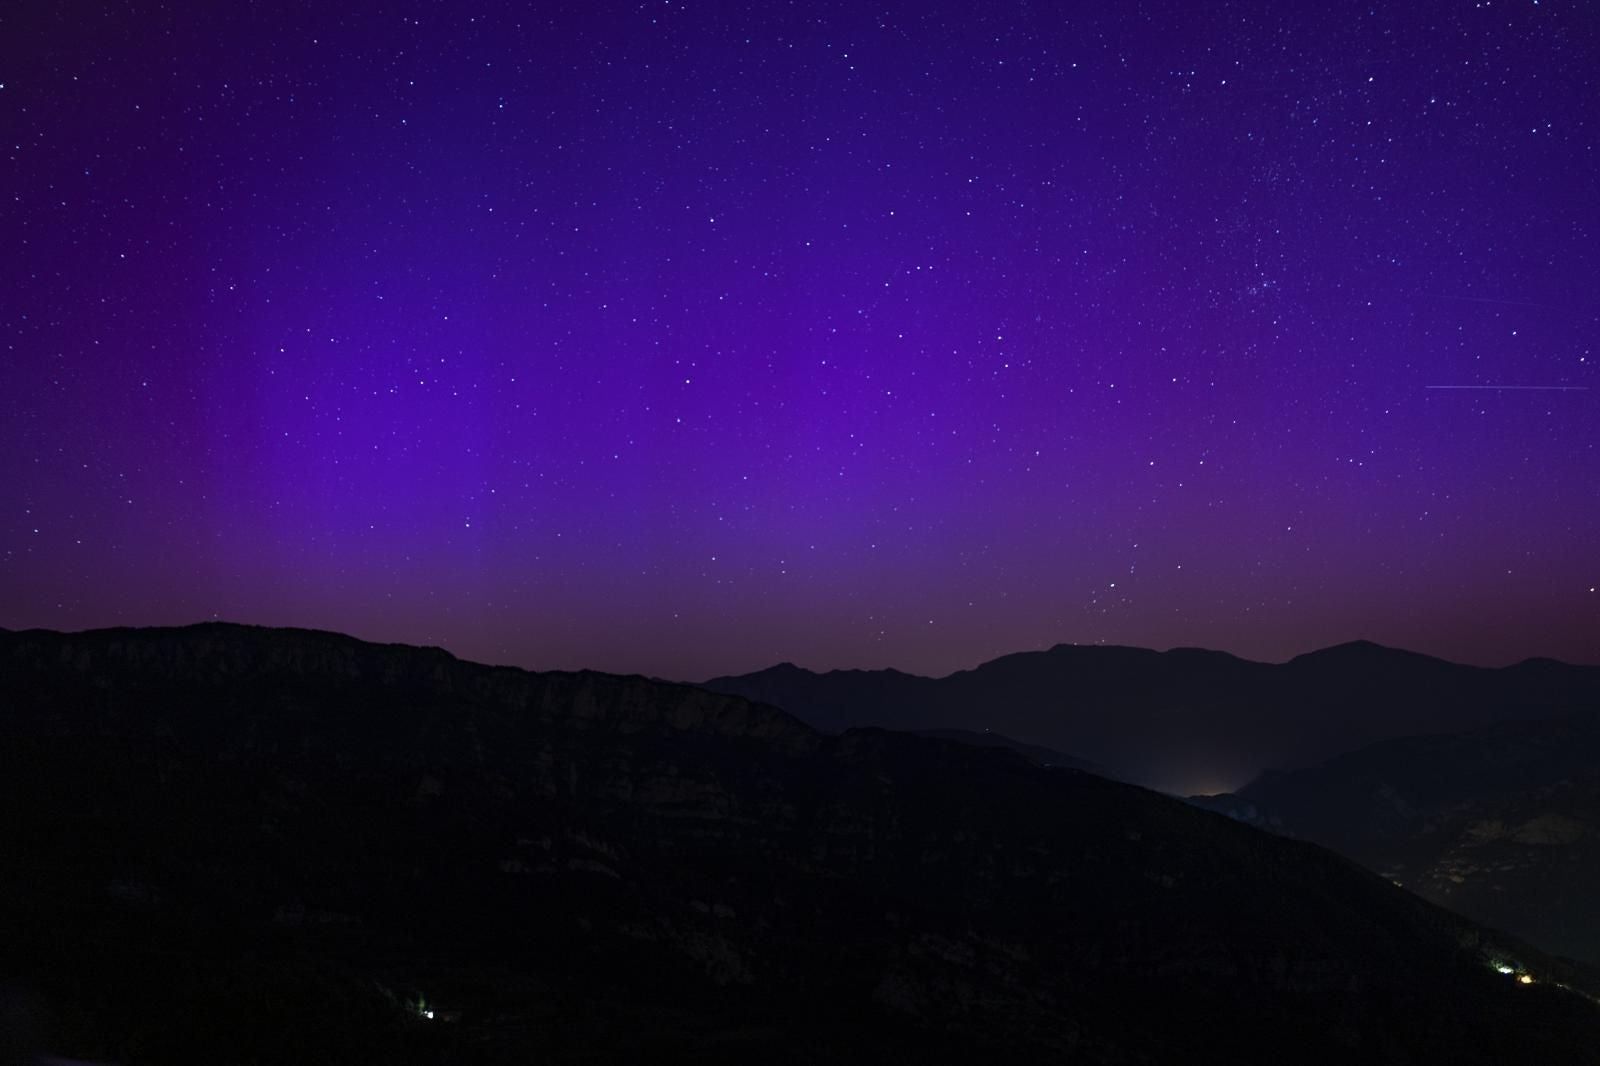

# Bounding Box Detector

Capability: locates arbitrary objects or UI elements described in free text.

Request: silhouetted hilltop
[1286,638,1453,667]
[2,624,1598,1064]
[702,641,1600,794]
[0,621,816,751]
[1195,714,1600,965]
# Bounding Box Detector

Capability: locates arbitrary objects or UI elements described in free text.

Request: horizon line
[5,620,1593,676]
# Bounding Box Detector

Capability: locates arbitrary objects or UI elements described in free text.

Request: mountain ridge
[703,639,1600,795]
[4,623,1599,1063]
[724,638,1595,685]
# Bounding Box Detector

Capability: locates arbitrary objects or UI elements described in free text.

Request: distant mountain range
[701,641,1600,794]
[3,624,1598,1063]
[1194,713,1600,966]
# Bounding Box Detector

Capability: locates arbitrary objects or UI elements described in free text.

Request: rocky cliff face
[3,622,817,751]
[3,624,1598,1065]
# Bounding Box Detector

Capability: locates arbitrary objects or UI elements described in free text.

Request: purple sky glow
[3,1,1597,678]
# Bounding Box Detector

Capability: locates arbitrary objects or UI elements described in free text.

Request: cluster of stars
[0,0,1594,676]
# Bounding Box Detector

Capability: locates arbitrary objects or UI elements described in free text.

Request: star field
[2,0,1596,677]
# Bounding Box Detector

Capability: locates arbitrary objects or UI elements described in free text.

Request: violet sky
[3,1,1596,679]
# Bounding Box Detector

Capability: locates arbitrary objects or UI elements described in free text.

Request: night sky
[3,1,1596,680]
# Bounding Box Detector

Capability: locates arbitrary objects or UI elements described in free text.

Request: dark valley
[1195,713,1600,966]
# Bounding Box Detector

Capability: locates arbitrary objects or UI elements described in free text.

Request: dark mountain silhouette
[3,624,1599,1064]
[909,729,1107,775]
[1194,713,1600,966]
[701,641,1600,794]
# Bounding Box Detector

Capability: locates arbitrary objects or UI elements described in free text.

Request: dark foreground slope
[909,728,1109,775]
[702,642,1600,794]
[1195,714,1600,965]
[2,625,1597,1065]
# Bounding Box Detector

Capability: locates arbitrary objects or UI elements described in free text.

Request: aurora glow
[2,0,1595,677]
